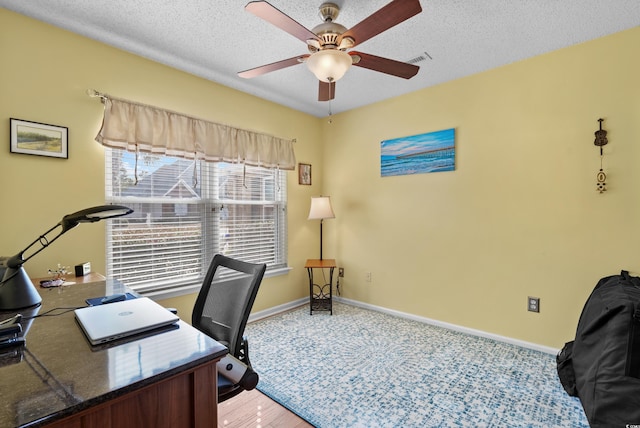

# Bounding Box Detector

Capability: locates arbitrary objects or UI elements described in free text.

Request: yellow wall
[2,8,639,349]
[322,27,640,348]
[0,9,322,316]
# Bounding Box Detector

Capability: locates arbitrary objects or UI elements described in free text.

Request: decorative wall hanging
[10,118,68,159]
[298,163,312,185]
[594,118,608,193]
[381,128,455,177]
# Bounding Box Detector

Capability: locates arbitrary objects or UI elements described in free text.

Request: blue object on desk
[86,293,137,306]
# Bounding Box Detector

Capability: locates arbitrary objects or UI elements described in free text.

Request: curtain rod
[85,88,296,143]
[86,88,107,101]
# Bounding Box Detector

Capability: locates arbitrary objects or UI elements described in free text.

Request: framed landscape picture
[10,118,68,159]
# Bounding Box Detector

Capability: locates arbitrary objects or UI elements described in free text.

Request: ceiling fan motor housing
[318,3,340,22]
[306,2,356,52]
[310,22,348,51]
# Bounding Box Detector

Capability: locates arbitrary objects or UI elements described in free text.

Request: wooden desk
[304,259,336,315]
[0,277,227,427]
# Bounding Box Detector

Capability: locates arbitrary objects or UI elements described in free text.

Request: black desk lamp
[0,205,133,310]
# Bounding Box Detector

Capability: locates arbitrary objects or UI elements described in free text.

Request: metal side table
[305,258,336,315]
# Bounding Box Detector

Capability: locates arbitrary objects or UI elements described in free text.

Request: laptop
[74,297,180,345]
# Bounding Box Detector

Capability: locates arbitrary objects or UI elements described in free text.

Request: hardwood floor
[218,389,313,428]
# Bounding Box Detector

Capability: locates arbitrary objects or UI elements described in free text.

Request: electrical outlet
[528,296,540,313]
[338,267,344,277]
[365,272,372,282]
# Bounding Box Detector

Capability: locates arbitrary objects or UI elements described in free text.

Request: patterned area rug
[245,302,588,427]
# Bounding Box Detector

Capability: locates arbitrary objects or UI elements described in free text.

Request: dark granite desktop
[0,275,227,427]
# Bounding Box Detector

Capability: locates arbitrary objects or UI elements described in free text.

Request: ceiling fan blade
[245,1,319,44]
[318,81,336,102]
[351,51,419,79]
[340,0,422,48]
[238,55,309,79]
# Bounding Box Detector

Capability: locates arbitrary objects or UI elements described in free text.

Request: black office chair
[192,254,266,402]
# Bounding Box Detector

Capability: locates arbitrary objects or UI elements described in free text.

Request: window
[105,149,287,294]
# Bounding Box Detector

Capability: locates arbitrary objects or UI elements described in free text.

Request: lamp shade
[308,196,335,220]
[306,50,352,83]
[60,205,133,232]
[7,205,134,269]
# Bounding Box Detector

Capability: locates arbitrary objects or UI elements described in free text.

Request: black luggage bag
[557,270,640,427]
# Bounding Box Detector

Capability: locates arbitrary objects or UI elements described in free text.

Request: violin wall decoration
[594,118,608,193]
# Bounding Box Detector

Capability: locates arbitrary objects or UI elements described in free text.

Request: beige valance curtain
[94,96,296,170]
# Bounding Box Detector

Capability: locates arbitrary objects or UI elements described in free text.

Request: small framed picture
[298,163,311,185]
[10,118,68,159]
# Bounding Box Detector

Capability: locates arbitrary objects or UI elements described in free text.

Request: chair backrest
[192,254,266,358]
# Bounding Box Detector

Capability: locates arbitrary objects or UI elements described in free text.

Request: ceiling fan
[237,0,422,102]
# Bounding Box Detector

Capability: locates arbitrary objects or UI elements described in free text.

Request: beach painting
[381,128,455,177]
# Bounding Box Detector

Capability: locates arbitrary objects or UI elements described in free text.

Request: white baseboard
[334,296,559,355]
[248,297,307,323]
[249,296,559,355]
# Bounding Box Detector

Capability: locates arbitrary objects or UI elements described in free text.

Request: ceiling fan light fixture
[306,49,352,83]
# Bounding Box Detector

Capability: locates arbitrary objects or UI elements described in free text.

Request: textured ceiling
[1,1,639,117]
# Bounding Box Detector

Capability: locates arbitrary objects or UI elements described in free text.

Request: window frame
[104,148,288,298]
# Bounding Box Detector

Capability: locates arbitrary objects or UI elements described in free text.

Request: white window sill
[141,265,293,301]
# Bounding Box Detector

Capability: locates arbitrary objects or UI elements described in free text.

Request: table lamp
[308,196,335,260]
[0,205,133,310]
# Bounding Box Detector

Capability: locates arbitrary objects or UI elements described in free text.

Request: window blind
[105,149,287,293]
